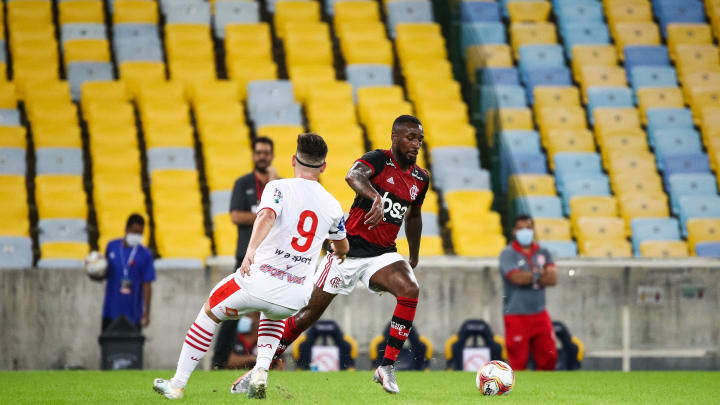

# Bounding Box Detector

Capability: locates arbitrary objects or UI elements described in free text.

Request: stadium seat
[612,22,661,59]
[618,192,670,230]
[694,242,720,257]
[580,239,632,258]
[631,217,682,253]
[346,65,394,92]
[630,66,678,90]
[571,45,617,78]
[38,218,87,244]
[509,22,558,58]
[679,196,720,237]
[553,152,603,192]
[562,175,612,214]
[639,240,688,258]
[499,130,542,156]
[624,45,671,70]
[576,216,626,244]
[515,196,564,219]
[459,0,501,22]
[523,68,573,103]
[67,62,114,100]
[386,1,433,37]
[668,173,718,215]
[593,108,641,141]
[113,0,158,24]
[507,1,551,22]
[533,218,572,241]
[687,218,720,255]
[636,87,685,125]
[518,45,565,79]
[586,87,633,124]
[460,22,506,53]
[0,148,26,175]
[35,148,83,175]
[662,154,711,187]
[579,66,627,101]
[537,106,587,138]
[561,22,611,59]
[569,195,618,233]
[0,236,33,269]
[545,129,596,166]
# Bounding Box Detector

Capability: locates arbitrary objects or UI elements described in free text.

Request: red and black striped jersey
[346,149,430,257]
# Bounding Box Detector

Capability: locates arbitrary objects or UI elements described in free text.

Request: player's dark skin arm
[346,162,383,229]
[404,205,422,269]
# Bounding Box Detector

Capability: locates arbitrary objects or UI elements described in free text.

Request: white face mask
[125,233,143,247]
[237,316,253,334]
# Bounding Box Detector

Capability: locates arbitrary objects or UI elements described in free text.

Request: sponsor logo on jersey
[381,191,408,222]
[387,176,395,184]
[259,264,306,285]
[411,168,425,181]
[409,184,419,201]
[385,159,396,168]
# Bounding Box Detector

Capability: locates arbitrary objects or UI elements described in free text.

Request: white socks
[171,308,218,388]
[255,316,285,370]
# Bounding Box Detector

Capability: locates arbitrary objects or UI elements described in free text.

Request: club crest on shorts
[330,276,342,288]
[409,185,419,201]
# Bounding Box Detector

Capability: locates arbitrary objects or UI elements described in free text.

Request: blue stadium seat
[560,22,610,58]
[668,173,718,215]
[0,237,33,269]
[649,127,701,149]
[431,146,481,169]
[35,148,83,175]
[114,38,164,62]
[523,67,572,103]
[252,103,303,127]
[113,23,160,40]
[653,130,703,170]
[630,217,681,254]
[387,1,433,37]
[554,152,603,193]
[624,46,670,71]
[654,1,705,36]
[479,68,520,86]
[434,167,491,191]
[0,147,26,175]
[586,87,633,124]
[0,110,21,126]
[165,1,211,25]
[461,22,506,53]
[647,108,693,140]
[555,0,604,22]
[213,1,259,38]
[662,154,712,189]
[695,242,720,258]
[678,195,720,236]
[562,175,611,214]
[38,219,88,244]
[540,240,578,258]
[61,23,106,45]
[247,80,296,116]
[629,66,678,89]
[146,147,197,172]
[67,62,114,100]
[518,45,565,79]
[515,195,564,218]
[460,1,501,22]
[479,85,527,115]
[346,65,394,93]
[501,153,548,191]
[500,130,542,155]
[210,190,231,218]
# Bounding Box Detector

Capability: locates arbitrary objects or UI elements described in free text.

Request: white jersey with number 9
[234,178,346,310]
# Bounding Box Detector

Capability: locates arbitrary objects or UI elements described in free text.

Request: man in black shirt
[212,136,276,368]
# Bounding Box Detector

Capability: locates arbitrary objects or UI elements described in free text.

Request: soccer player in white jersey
[153,133,348,400]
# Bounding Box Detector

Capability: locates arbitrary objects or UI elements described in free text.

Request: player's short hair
[253,136,274,152]
[296,133,328,168]
[392,115,423,133]
[514,214,534,226]
[126,213,145,230]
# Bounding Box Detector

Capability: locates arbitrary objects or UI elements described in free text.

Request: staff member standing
[91,214,155,331]
[499,214,558,371]
[212,136,276,368]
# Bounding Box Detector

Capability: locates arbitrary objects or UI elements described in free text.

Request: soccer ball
[84,251,108,278]
[476,360,514,396]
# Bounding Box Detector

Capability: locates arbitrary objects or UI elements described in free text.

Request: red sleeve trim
[505,269,521,279]
[258,207,277,217]
[356,159,375,175]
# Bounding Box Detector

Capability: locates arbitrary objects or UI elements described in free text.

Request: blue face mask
[237,316,253,334]
[516,229,534,246]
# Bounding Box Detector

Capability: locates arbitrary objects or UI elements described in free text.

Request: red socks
[381,297,418,366]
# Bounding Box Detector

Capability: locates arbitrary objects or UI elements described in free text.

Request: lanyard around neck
[119,244,139,279]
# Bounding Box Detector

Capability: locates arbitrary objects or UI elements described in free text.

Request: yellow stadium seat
[681,69,720,100]
[113,0,158,24]
[466,44,513,82]
[537,107,587,137]
[342,38,394,66]
[576,217,627,245]
[507,0,552,22]
[12,64,59,99]
[144,123,195,148]
[581,239,632,258]
[28,104,79,128]
[445,190,494,214]
[0,196,30,235]
[579,66,627,101]
[606,149,656,173]
[450,211,503,236]
[33,125,82,148]
[534,218,572,241]
[0,175,25,192]
[137,81,186,107]
[141,101,191,126]
[289,65,336,104]
[407,79,462,104]
[395,236,445,257]
[611,171,664,197]
[606,1,652,27]
[225,26,273,64]
[618,194,670,231]
[81,81,129,115]
[415,99,468,127]
[403,59,454,83]
[119,61,166,96]
[357,86,405,121]
[612,22,661,59]
[600,133,649,164]
[24,81,72,106]
[395,23,442,39]
[486,108,534,146]
[510,22,557,57]
[639,241,688,258]
[545,129,596,167]
[285,22,331,45]
[636,87,685,124]
[396,36,447,67]
[7,1,52,24]
[308,81,353,105]
[35,177,87,220]
[423,122,477,148]
[285,40,333,70]
[213,213,237,256]
[195,101,245,127]
[156,233,211,261]
[688,87,720,124]
[169,60,216,85]
[593,107,641,140]
[227,60,278,100]
[0,83,17,109]
[571,45,618,79]
[453,233,507,257]
[274,1,320,38]
[0,127,26,149]
[86,101,135,127]
[569,196,618,232]
[58,0,104,24]
[307,101,357,128]
[40,241,89,260]
[189,80,240,104]
[337,20,386,43]
[667,23,713,60]
[508,174,556,199]
[533,86,581,117]
[687,218,720,255]
[334,1,380,27]
[675,45,720,77]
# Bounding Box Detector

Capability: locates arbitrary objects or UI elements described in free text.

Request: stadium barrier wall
[1,258,718,371]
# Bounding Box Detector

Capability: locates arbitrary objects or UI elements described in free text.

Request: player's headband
[295,154,325,168]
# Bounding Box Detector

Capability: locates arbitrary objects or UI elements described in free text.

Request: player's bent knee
[396,280,420,299]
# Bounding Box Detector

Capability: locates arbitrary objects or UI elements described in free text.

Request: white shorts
[207,274,297,321]
[313,252,412,296]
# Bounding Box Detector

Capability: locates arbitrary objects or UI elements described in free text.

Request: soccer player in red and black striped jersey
[236,115,429,394]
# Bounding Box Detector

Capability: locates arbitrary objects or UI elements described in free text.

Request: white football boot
[230,369,252,394]
[247,367,268,399]
[153,378,184,399]
[373,365,400,394]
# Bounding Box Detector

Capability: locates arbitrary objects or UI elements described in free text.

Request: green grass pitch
[0,370,718,404]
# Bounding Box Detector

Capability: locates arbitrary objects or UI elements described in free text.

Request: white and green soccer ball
[84,251,108,278]
[476,360,514,396]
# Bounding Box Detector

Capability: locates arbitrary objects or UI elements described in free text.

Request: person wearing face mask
[91,213,156,331]
[498,214,558,371]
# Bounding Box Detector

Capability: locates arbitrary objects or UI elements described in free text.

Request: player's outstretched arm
[239,208,277,276]
[330,238,349,263]
[346,162,383,228]
[405,205,423,269]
